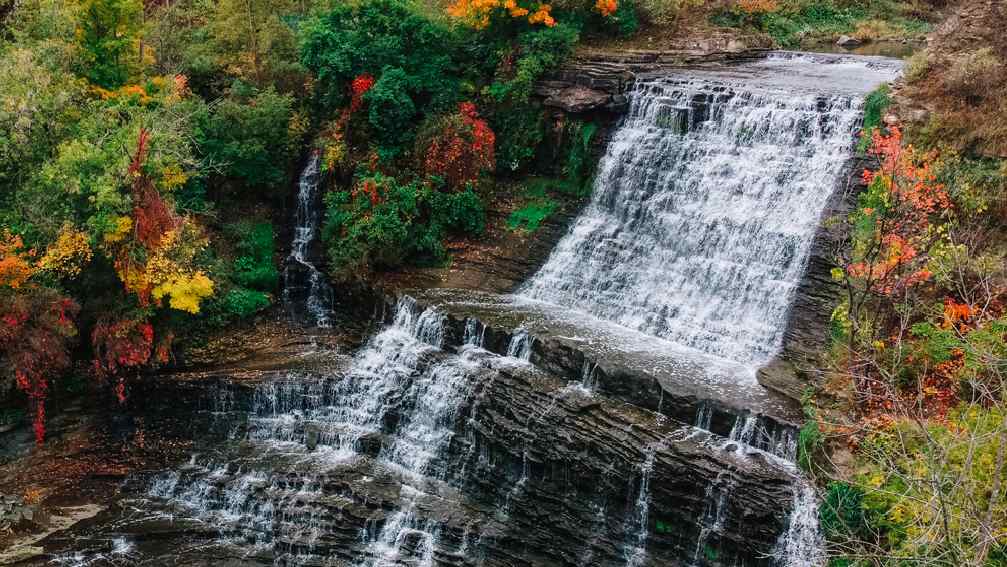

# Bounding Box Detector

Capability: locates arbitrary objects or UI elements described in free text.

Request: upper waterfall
[283,153,334,327]
[521,53,900,365]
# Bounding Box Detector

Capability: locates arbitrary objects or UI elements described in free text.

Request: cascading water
[284,153,333,327]
[522,53,900,366]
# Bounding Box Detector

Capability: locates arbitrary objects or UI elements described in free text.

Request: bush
[300,0,459,111]
[416,102,496,190]
[365,68,417,155]
[633,0,702,26]
[486,23,579,104]
[490,104,545,175]
[221,287,271,318]
[903,49,931,84]
[225,221,278,292]
[797,418,823,472]
[820,482,867,540]
[322,173,485,276]
[593,0,639,37]
[194,86,301,190]
[857,84,890,153]
[944,47,1004,102]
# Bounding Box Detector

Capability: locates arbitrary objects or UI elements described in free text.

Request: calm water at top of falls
[521,52,901,366]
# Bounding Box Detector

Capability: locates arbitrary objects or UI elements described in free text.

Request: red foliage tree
[91,318,154,403]
[349,73,375,114]
[0,289,79,443]
[418,102,495,191]
[846,126,951,297]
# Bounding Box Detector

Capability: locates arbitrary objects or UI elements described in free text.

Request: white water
[623,450,655,567]
[284,154,333,327]
[775,481,825,567]
[506,328,534,361]
[522,54,899,366]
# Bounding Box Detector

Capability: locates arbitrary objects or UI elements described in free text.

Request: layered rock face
[41,298,799,567]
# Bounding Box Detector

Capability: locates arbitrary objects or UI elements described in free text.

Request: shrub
[944,47,1004,102]
[903,49,931,84]
[366,68,418,156]
[226,221,278,292]
[820,482,867,540]
[487,23,579,104]
[562,120,598,195]
[490,104,545,175]
[300,0,459,111]
[194,87,300,190]
[632,0,702,26]
[416,102,496,191]
[593,0,639,36]
[857,84,891,153]
[221,287,271,318]
[797,418,823,472]
[322,173,485,276]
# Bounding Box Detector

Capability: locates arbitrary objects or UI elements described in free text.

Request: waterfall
[623,450,655,567]
[776,481,825,567]
[521,54,899,366]
[284,153,333,327]
[506,328,534,360]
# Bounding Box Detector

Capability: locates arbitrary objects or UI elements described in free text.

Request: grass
[507,199,558,232]
[857,84,892,154]
[709,0,932,48]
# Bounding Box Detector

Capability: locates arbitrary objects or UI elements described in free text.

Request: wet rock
[836,35,862,48]
[544,85,611,113]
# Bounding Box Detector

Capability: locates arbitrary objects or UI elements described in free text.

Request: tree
[0,287,79,444]
[417,102,496,191]
[76,0,143,88]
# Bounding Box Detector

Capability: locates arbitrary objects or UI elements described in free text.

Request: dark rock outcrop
[758,154,874,400]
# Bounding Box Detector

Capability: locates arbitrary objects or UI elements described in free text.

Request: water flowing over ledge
[522,52,900,367]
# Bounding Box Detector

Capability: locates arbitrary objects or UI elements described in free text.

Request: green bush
[365,68,417,155]
[820,481,867,540]
[221,287,271,318]
[226,221,278,292]
[300,0,459,113]
[593,0,639,37]
[563,120,598,195]
[194,86,300,190]
[322,173,485,277]
[797,418,823,472]
[857,84,891,153]
[491,104,546,175]
[487,23,579,104]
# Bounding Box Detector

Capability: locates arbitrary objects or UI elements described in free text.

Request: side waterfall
[283,153,333,327]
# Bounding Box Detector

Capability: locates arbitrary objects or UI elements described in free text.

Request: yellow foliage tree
[37,224,93,279]
[151,271,214,313]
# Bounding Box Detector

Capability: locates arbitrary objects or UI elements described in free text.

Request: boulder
[543,85,612,113]
[836,35,862,48]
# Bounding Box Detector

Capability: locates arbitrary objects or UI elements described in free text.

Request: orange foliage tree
[841,127,951,300]
[447,0,558,28]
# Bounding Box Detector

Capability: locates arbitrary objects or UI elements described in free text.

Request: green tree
[76,0,143,88]
[193,86,302,191]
